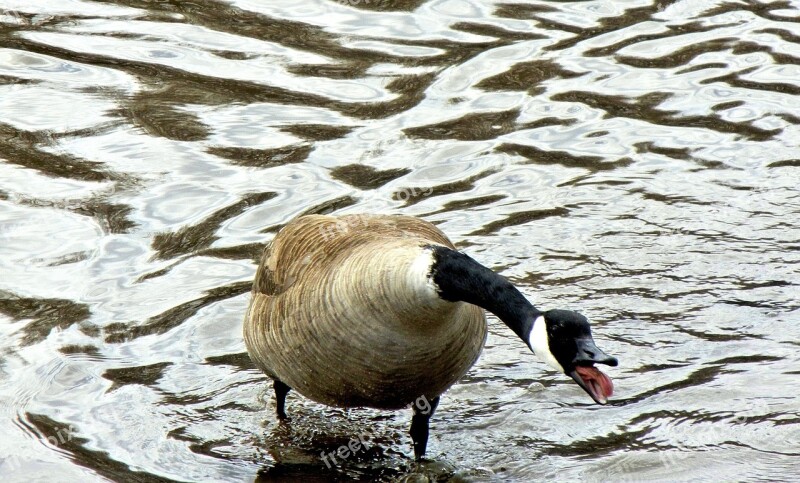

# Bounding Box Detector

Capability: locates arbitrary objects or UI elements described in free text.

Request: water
[1,0,798,481]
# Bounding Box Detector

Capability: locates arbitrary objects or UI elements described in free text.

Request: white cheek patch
[529,315,565,373]
[407,249,440,301]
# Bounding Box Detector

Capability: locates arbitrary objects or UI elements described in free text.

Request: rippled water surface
[1,0,799,481]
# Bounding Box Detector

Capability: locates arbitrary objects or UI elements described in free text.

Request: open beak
[568,339,618,405]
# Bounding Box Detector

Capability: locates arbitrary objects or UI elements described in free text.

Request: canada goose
[244,214,617,460]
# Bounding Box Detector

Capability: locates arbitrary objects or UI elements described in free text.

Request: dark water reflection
[1,0,799,481]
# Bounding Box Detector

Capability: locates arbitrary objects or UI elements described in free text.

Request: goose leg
[409,396,440,460]
[273,379,291,420]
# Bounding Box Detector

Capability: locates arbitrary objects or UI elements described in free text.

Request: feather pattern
[244,214,487,409]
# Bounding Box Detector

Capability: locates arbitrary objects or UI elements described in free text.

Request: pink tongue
[576,365,614,398]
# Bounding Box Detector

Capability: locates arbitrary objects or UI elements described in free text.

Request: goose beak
[568,339,617,405]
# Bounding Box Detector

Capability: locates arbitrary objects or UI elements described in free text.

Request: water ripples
[1,0,799,481]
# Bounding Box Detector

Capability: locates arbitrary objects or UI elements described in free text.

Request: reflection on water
[1,0,799,481]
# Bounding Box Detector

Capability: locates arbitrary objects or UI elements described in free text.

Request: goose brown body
[243,214,487,410]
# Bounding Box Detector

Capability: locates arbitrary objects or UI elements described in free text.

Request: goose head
[426,245,618,405]
[528,309,618,404]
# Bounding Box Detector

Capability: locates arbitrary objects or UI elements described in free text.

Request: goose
[243,213,617,460]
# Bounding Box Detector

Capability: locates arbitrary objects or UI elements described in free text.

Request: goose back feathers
[244,214,486,409]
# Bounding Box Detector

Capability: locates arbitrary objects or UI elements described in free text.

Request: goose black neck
[427,245,541,345]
